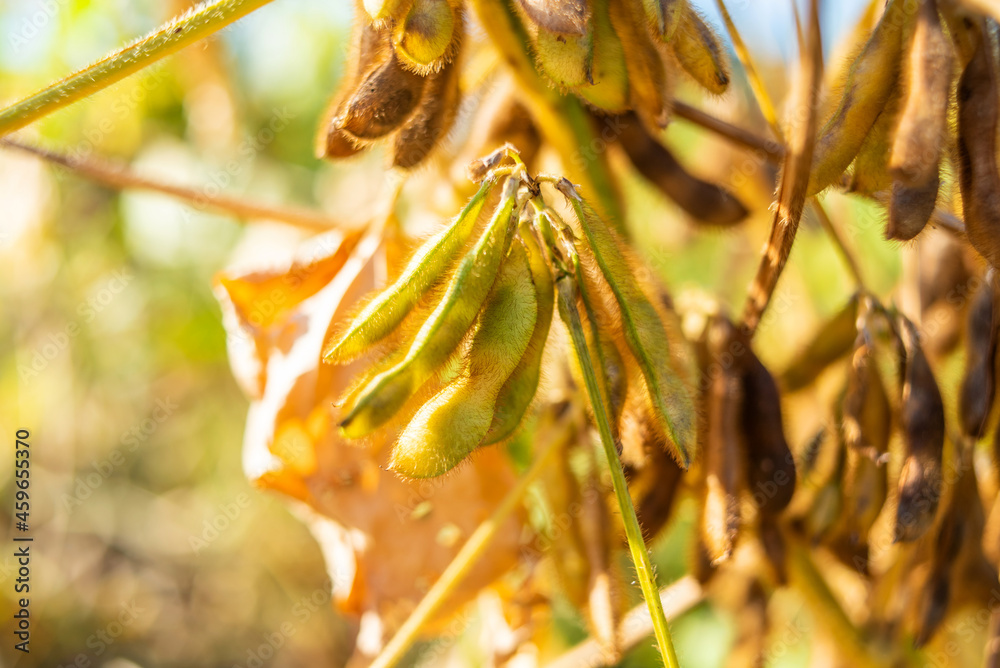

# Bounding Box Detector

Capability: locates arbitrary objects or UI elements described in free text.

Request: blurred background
[0,0,898,666]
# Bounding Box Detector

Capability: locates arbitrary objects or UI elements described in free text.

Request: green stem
[369,425,565,668]
[556,276,680,668]
[0,0,277,136]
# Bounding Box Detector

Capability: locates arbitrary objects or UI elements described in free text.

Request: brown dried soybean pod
[887,171,939,241]
[741,347,796,515]
[959,277,999,439]
[392,54,461,169]
[339,47,427,140]
[316,13,385,158]
[890,0,953,187]
[957,20,1000,270]
[894,316,945,543]
[614,113,749,226]
[702,316,743,564]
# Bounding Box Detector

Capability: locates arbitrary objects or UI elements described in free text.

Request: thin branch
[0,0,278,136]
[1,139,342,232]
[369,420,566,668]
[545,576,705,668]
[671,100,785,162]
[556,276,681,668]
[740,0,823,336]
[809,197,867,288]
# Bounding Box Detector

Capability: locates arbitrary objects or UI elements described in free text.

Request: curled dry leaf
[215,228,528,645]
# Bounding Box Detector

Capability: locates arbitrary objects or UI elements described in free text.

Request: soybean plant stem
[0,0,277,136]
[809,197,867,289]
[369,423,564,668]
[1,139,341,232]
[556,276,681,668]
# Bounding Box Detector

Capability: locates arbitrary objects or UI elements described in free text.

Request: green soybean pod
[324,174,500,364]
[556,178,696,467]
[482,225,555,445]
[390,240,538,477]
[339,176,522,438]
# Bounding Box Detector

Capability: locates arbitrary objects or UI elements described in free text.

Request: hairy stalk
[369,423,565,668]
[741,0,822,336]
[1,139,340,231]
[0,0,277,136]
[713,0,784,141]
[556,276,681,668]
[467,0,623,231]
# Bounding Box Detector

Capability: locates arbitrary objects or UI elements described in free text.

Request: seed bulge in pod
[847,89,900,196]
[608,0,671,129]
[842,336,891,461]
[338,47,427,140]
[639,0,681,41]
[324,174,500,364]
[393,0,460,74]
[572,0,629,113]
[392,54,461,169]
[894,317,945,543]
[482,226,555,444]
[340,176,521,437]
[517,0,594,88]
[389,239,538,477]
